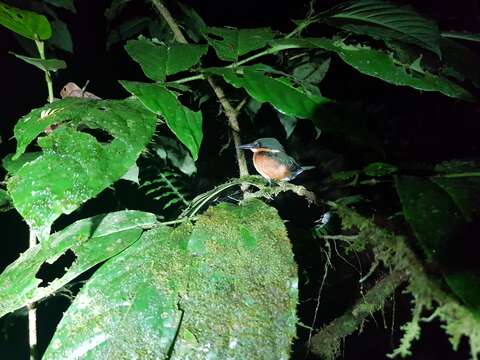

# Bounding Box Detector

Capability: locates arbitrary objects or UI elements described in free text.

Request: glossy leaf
[441,38,480,88]
[306,37,474,101]
[44,200,297,359]
[120,81,203,160]
[125,39,207,81]
[43,0,76,13]
[0,2,51,40]
[0,210,156,318]
[8,98,157,239]
[442,31,480,43]
[431,176,480,222]
[208,66,332,119]
[203,26,275,61]
[49,20,73,53]
[10,52,66,72]
[395,176,463,261]
[322,0,441,57]
[106,17,149,49]
[445,272,480,312]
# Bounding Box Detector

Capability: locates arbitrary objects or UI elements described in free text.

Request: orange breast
[253,152,290,181]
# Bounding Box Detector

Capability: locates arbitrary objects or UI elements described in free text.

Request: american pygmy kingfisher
[238,138,313,182]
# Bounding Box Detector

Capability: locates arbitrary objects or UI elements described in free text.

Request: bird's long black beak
[237,142,257,150]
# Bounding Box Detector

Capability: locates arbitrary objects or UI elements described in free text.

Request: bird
[238,137,314,182]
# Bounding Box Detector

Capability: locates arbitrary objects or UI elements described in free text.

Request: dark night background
[0,0,480,359]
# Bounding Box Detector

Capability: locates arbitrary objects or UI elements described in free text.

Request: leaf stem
[34,40,54,104]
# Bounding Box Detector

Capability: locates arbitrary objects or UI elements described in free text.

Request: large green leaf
[8,98,157,240]
[440,38,480,88]
[0,1,51,40]
[44,200,298,359]
[49,20,73,53]
[10,52,66,72]
[304,37,474,101]
[208,66,332,119]
[3,152,41,174]
[395,175,464,261]
[202,26,275,61]
[321,0,441,57]
[396,169,480,314]
[125,39,207,81]
[0,210,156,318]
[120,81,203,160]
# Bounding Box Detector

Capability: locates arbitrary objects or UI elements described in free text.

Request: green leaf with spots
[363,162,398,177]
[208,66,332,119]
[120,81,203,160]
[10,52,66,72]
[0,1,51,40]
[43,226,181,360]
[203,26,275,61]
[0,210,156,318]
[304,37,474,101]
[8,98,157,240]
[125,39,207,81]
[44,199,298,359]
[321,0,441,57]
[2,152,41,174]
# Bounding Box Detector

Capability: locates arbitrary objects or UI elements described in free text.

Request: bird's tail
[301,166,315,171]
[289,166,315,181]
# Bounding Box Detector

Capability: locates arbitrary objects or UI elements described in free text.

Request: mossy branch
[310,270,408,359]
[320,202,480,359]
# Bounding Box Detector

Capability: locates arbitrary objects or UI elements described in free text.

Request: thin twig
[150,0,249,180]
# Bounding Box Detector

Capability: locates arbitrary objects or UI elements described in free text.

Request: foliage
[43,200,297,359]
[0,0,479,359]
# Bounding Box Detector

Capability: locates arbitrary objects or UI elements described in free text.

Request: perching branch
[150,0,249,180]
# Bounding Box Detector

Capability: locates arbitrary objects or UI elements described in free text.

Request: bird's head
[238,138,285,153]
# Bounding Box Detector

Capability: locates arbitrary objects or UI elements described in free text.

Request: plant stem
[27,39,54,360]
[35,40,54,104]
[27,232,37,360]
[150,0,249,180]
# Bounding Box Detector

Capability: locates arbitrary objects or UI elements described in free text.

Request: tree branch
[150,0,249,179]
[309,270,408,359]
